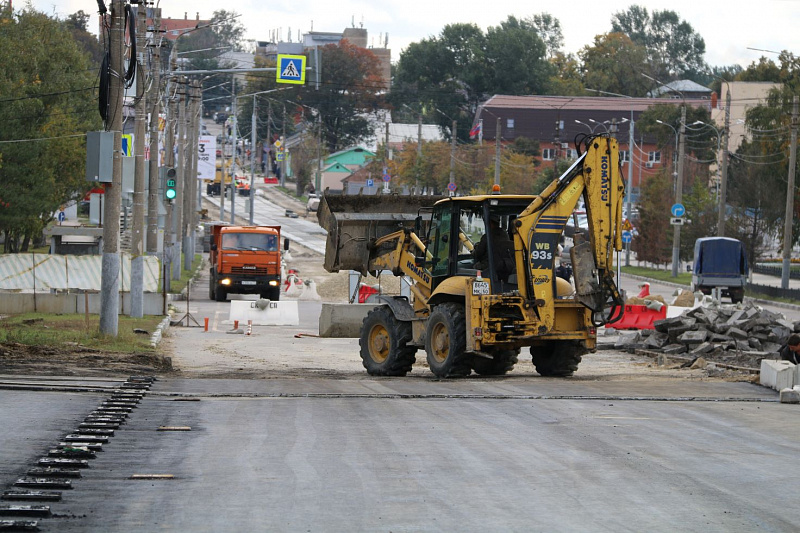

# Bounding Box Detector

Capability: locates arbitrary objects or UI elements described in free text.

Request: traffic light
[165,168,176,201]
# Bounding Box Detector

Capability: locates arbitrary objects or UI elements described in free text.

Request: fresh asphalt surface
[2,373,799,531]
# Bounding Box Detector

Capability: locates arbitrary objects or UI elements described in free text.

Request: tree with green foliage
[0,5,101,252]
[392,16,555,142]
[64,10,104,67]
[632,172,673,266]
[579,33,651,97]
[529,13,564,59]
[724,53,800,260]
[611,5,707,82]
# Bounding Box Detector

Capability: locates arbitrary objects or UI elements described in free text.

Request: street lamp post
[656,111,687,278]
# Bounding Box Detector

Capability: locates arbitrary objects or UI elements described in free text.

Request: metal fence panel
[32,254,68,290]
[0,254,34,290]
[0,253,162,292]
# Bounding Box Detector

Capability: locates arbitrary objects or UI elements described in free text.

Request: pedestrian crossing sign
[277,54,306,85]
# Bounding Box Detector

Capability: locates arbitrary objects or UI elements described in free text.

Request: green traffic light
[165,188,176,200]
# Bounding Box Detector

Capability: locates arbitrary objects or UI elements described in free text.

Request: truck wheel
[730,287,744,304]
[359,306,416,376]
[531,340,586,377]
[208,270,216,300]
[214,285,227,302]
[425,303,471,378]
[268,286,281,301]
[471,348,519,376]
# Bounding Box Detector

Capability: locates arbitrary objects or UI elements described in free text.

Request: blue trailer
[692,237,748,303]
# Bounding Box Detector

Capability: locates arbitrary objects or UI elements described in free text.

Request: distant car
[214,113,228,125]
[306,193,320,213]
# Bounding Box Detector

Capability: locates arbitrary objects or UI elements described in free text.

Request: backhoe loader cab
[425,198,532,295]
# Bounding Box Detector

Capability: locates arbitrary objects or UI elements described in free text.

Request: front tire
[359,306,417,376]
[425,303,471,378]
[531,340,586,377]
[472,348,519,376]
[214,284,227,302]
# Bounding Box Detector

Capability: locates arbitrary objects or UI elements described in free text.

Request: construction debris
[607,301,799,370]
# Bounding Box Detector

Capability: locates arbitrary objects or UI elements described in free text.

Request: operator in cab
[473,215,515,282]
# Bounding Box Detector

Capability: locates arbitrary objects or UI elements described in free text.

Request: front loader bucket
[317,192,444,273]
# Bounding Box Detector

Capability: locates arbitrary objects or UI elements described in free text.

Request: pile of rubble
[609,302,800,369]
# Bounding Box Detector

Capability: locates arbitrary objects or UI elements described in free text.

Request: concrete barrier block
[760,359,796,390]
[779,386,800,404]
[319,303,378,338]
[228,300,299,326]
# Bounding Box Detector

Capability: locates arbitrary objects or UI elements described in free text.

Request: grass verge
[620,266,692,285]
[0,313,164,353]
[162,254,203,294]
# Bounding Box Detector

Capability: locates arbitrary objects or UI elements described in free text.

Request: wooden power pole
[99,0,124,335]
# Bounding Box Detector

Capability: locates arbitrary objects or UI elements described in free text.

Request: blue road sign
[276,55,306,85]
[621,230,632,244]
[57,211,66,223]
[447,182,457,192]
[366,179,374,187]
[382,173,391,183]
[671,203,685,217]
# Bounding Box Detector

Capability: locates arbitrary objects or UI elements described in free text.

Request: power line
[0,133,86,144]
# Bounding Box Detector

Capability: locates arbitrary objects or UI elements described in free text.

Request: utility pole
[553,120,561,172]
[671,105,687,278]
[146,7,161,259]
[416,112,422,192]
[281,104,287,187]
[494,118,501,187]
[219,124,226,221]
[130,0,147,318]
[718,89,731,237]
[184,80,200,271]
[449,120,456,196]
[625,116,635,266]
[163,81,176,293]
[100,0,124,336]
[173,78,186,280]
[230,84,238,224]
[249,94,257,225]
[782,96,798,289]
[316,113,322,192]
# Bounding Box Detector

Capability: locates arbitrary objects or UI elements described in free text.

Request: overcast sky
[29,0,799,69]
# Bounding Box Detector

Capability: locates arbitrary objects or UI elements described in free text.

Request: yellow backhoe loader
[318,135,626,377]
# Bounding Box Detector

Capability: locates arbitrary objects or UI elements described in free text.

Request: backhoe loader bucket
[317,193,444,273]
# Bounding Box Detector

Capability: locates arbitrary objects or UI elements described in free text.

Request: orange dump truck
[208,225,282,302]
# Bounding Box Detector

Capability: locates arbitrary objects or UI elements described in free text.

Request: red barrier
[358,284,379,303]
[607,304,666,330]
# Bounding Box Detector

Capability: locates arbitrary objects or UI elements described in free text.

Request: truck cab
[208,225,283,302]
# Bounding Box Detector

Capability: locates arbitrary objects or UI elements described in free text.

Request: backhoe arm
[512,136,625,332]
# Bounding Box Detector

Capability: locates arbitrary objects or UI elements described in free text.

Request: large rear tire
[425,303,471,378]
[359,306,417,376]
[208,270,216,300]
[531,340,586,377]
[471,348,520,376]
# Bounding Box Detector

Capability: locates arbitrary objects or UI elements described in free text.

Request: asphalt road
[1,376,797,531]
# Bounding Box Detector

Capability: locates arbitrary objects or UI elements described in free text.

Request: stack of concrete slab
[610,302,799,362]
